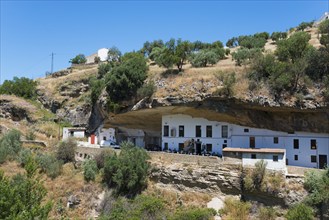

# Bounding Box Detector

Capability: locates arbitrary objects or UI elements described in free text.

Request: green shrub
[90,77,105,104]
[69,54,87,64]
[0,130,22,163]
[17,148,32,167]
[0,77,38,99]
[252,159,267,189]
[105,52,148,102]
[94,148,115,169]
[83,159,98,182]
[258,207,276,220]
[170,207,216,220]
[56,138,76,163]
[0,158,52,219]
[189,49,223,67]
[221,197,251,220]
[285,203,314,220]
[103,141,150,195]
[36,153,63,179]
[98,63,112,79]
[214,72,236,97]
[137,81,156,99]
[232,48,262,66]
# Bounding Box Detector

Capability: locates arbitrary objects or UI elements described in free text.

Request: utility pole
[51,52,55,73]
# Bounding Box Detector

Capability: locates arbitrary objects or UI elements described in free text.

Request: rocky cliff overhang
[104,97,329,134]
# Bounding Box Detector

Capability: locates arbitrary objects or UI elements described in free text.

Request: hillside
[26,26,328,136]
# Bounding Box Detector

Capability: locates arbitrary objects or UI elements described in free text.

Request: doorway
[196,143,202,155]
[319,155,327,169]
[249,137,255,148]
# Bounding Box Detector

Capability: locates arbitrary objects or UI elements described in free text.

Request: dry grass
[0,160,103,219]
[144,183,212,211]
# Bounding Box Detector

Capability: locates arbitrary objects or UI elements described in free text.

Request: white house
[223,147,287,172]
[63,127,86,140]
[116,127,145,148]
[162,114,329,169]
[98,48,109,62]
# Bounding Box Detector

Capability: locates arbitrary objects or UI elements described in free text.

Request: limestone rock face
[150,163,306,207]
[107,97,329,134]
[0,95,36,122]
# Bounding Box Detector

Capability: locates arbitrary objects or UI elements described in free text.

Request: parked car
[100,140,120,149]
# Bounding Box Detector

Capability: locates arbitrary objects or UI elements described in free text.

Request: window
[224,140,227,143]
[273,137,279,144]
[273,155,278,162]
[170,128,176,137]
[222,144,227,148]
[310,139,317,150]
[221,125,228,138]
[293,139,299,149]
[103,136,106,140]
[311,155,317,163]
[251,154,257,159]
[250,137,255,148]
[294,155,298,161]
[196,126,202,137]
[163,125,169,137]
[206,126,212,137]
[179,125,184,137]
[244,128,249,133]
[178,143,184,151]
[206,144,212,152]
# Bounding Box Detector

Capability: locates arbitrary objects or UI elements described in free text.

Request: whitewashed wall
[99,128,116,143]
[242,153,286,171]
[162,114,329,168]
[162,114,231,153]
[98,48,109,61]
[63,128,85,140]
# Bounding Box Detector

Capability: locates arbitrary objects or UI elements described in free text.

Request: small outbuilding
[63,127,86,140]
[223,147,287,172]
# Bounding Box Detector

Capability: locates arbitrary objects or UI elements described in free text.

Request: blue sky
[0,0,328,83]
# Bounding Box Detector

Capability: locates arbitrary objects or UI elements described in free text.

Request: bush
[0,130,22,163]
[98,63,112,79]
[252,159,267,189]
[90,77,105,104]
[83,159,98,182]
[69,54,87,64]
[137,81,156,99]
[103,141,150,195]
[94,148,116,169]
[105,52,148,103]
[258,207,276,220]
[189,49,221,67]
[0,158,52,219]
[221,197,251,220]
[56,138,76,163]
[213,72,236,97]
[36,153,63,179]
[17,148,32,167]
[0,77,38,99]
[232,48,262,66]
[170,207,216,220]
[285,203,314,220]
[100,194,166,220]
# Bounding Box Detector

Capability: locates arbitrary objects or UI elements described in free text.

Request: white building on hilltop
[162,114,329,169]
